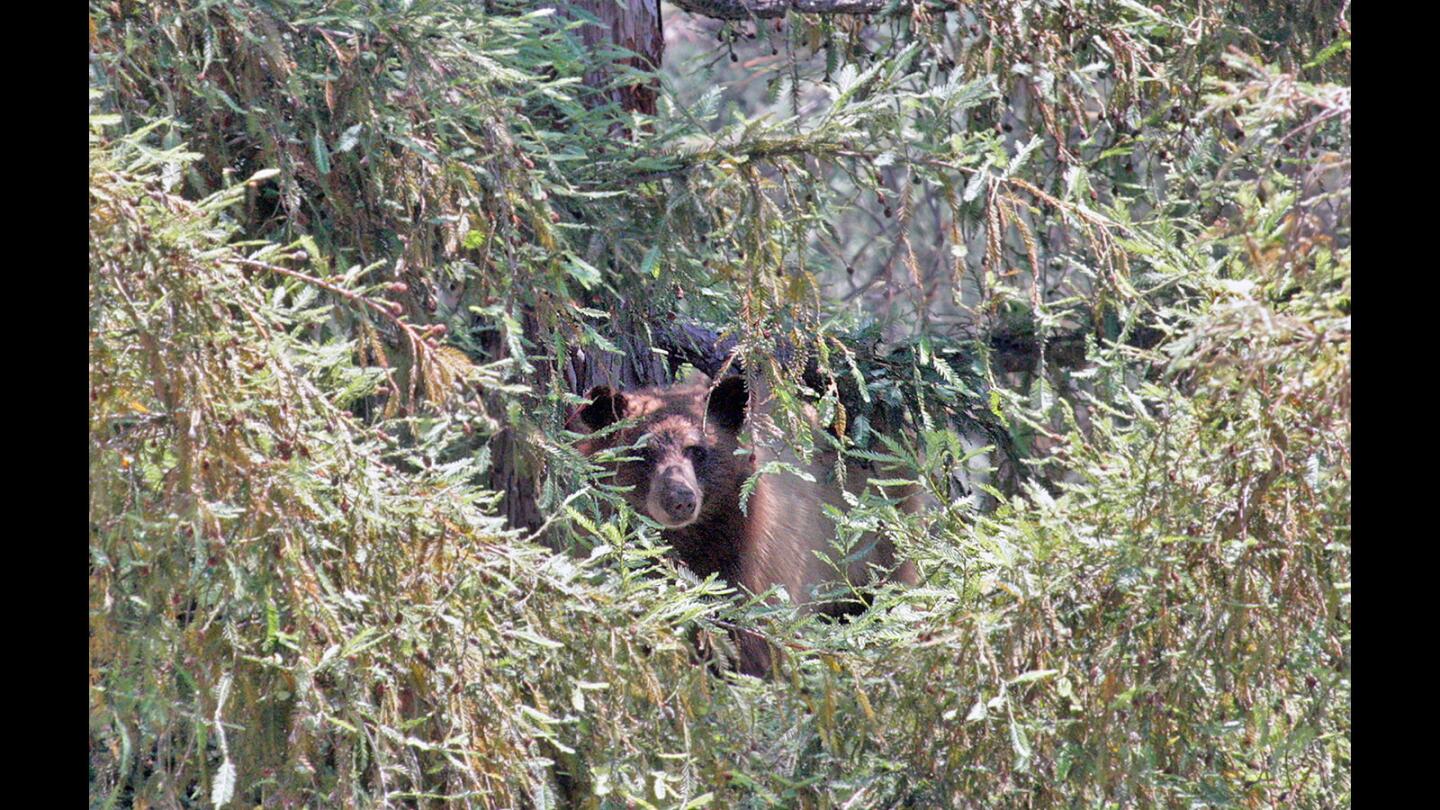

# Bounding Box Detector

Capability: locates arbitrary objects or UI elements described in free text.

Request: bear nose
[661,484,697,520]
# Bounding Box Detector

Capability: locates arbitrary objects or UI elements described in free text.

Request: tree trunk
[561,1,665,115]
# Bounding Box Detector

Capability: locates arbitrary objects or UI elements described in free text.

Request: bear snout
[659,483,698,522]
[646,464,702,527]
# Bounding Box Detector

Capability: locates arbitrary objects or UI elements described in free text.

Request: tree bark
[562,1,665,115]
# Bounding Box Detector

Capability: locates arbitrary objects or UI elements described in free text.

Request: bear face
[576,376,753,579]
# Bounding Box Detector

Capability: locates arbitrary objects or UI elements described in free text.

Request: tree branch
[668,1,953,22]
[655,319,1107,379]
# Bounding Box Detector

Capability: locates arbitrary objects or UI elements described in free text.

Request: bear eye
[685,445,709,464]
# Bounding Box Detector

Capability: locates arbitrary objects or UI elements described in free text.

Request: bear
[574,373,919,676]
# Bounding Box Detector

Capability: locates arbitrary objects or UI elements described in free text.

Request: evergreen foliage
[90,1,1349,806]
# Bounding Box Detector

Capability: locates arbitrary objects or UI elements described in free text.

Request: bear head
[576,375,749,530]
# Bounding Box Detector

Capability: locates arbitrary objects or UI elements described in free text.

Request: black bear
[576,374,918,676]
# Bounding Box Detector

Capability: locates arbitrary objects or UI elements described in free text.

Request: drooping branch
[669,0,955,21]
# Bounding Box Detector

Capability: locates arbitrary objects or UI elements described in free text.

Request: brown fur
[576,376,918,676]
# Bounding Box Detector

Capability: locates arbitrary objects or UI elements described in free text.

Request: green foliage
[90,1,1348,807]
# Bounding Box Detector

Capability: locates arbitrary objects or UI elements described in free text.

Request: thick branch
[668,0,953,21]
[655,317,1169,378]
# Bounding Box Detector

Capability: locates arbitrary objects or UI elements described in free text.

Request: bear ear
[579,386,628,431]
[706,375,748,431]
